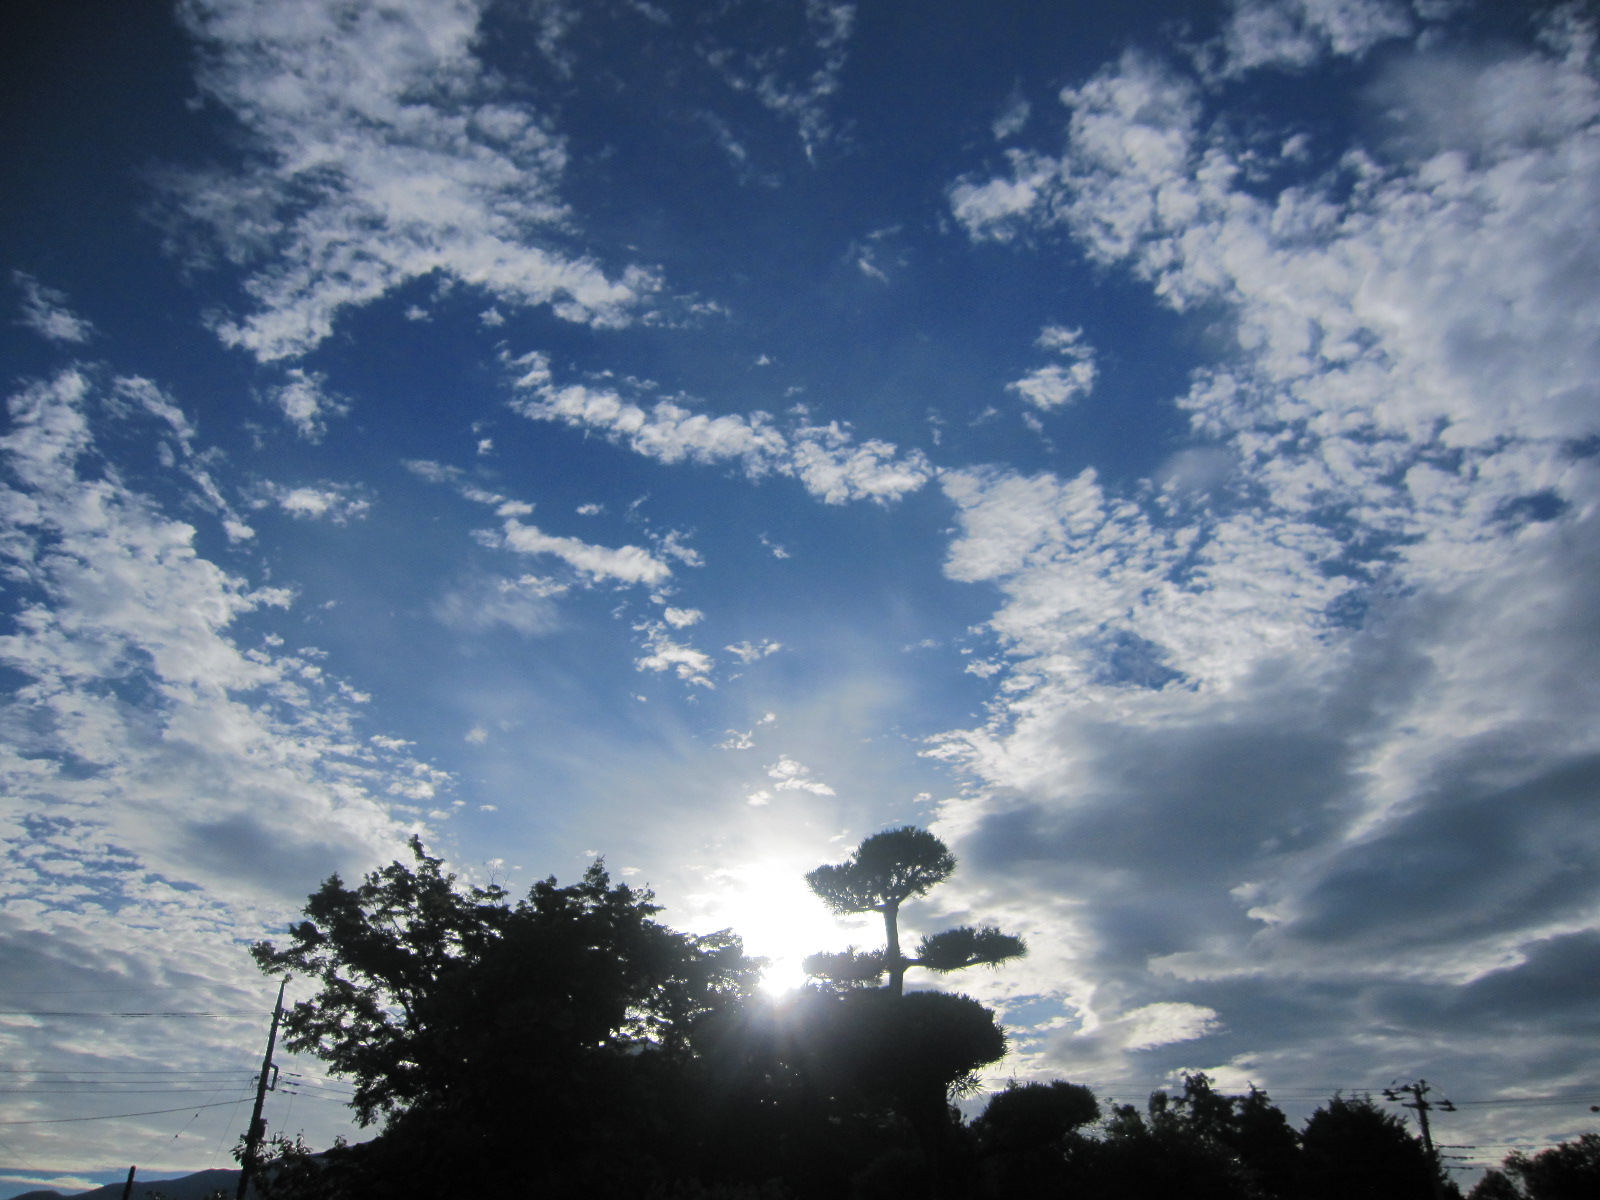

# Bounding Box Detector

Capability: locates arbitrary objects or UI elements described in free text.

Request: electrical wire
[0,1010,267,1018]
[0,1098,253,1125]
[0,1088,255,1096]
[0,1068,257,1075]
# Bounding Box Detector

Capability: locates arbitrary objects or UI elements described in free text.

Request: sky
[3,0,1599,1192]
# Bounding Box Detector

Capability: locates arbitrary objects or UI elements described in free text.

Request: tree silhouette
[798,827,1026,1198]
[971,1079,1100,1154]
[1300,1093,1452,1200]
[1471,1134,1600,1200]
[251,837,762,1197]
[803,826,1025,995]
[1079,1083,1263,1200]
[1160,1073,1302,1200]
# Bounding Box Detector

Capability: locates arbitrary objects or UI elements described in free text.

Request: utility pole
[236,978,288,1200]
[1384,1078,1456,1200]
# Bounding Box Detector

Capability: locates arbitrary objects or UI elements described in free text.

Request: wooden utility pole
[120,1165,136,1200]
[235,979,288,1200]
[1384,1078,1456,1200]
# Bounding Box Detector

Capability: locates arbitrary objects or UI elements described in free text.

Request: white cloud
[1007,350,1096,410]
[1207,0,1415,78]
[255,481,371,523]
[726,638,781,663]
[405,462,673,588]
[13,272,94,343]
[502,519,671,585]
[661,605,703,628]
[1105,1001,1223,1051]
[937,8,1600,1102]
[0,370,433,1159]
[765,755,835,795]
[264,368,347,440]
[165,0,657,361]
[510,376,931,505]
[635,623,715,687]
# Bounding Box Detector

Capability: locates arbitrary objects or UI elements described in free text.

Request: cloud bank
[935,3,1600,1107]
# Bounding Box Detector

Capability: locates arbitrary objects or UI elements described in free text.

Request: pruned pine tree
[803,826,1025,995]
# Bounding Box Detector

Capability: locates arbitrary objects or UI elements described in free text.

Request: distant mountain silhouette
[10,1167,241,1200]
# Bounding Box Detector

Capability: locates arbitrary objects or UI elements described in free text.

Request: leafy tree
[803,827,1025,996]
[1471,1134,1600,1200]
[1300,1093,1450,1200]
[968,1080,1101,1198]
[1086,1090,1261,1200]
[971,1079,1100,1154]
[1470,1170,1525,1200]
[251,837,763,1197]
[1162,1073,1301,1200]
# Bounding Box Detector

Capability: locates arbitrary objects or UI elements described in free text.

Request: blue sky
[4,0,1600,1192]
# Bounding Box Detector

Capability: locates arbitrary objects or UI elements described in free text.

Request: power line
[0,1088,255,1096]
[0,986,257,996]
[0,1099,252,1126]
[0,1010,268,1018]
[0,1068,257,1075]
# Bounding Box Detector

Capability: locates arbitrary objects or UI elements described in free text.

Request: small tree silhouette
[803,826,1025,995]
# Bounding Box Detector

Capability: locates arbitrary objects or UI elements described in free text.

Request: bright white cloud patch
[1007,325,1097,409]
[635,622,715,687]
[512,376,931,505]
[406,459,674,588]
[765,754,835,795]
[1106,1001,1223,1051]
[255,481,372,523]
[168,0,657,361]
[502,519,672,585]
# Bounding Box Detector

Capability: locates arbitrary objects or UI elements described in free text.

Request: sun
[692,860,866,996]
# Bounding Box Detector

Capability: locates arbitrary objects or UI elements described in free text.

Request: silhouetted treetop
[1472,1133,1600,1200]
[972,1079,1100,1154]
[251,836,759,1128]
[804,825,956,914]
[804,826,1024,996]
[915,925,1028,972]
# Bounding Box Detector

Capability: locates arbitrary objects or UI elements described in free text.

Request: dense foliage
[1468,1134,1600,1200]
[246,837,1587,1200]
[251,838,763,1196]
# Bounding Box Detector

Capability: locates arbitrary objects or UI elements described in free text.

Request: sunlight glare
[690,860,864,996]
